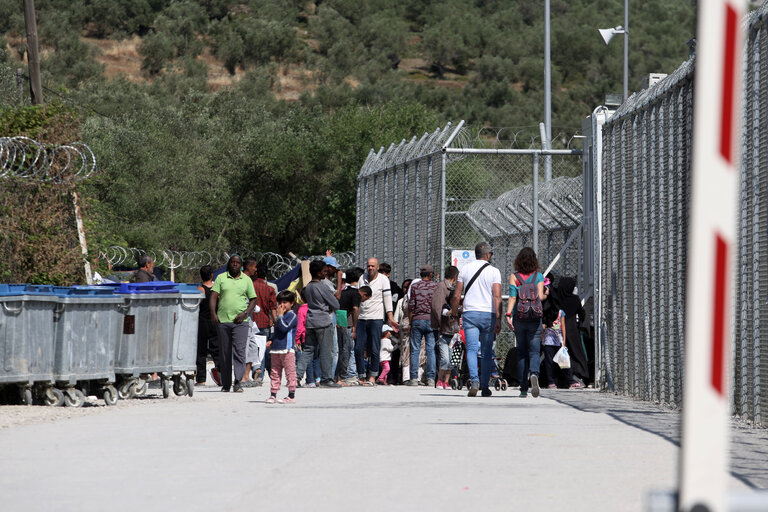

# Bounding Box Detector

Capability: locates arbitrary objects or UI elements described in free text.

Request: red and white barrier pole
[680,1,746,511]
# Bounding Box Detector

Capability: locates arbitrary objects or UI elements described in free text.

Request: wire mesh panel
[599,63,694,409]
[738,11,768,425]
[596,3,768,425]
[355,123,454,282]
[0,64,27,108]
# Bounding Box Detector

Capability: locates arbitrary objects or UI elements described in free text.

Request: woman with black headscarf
[557,277,589,385]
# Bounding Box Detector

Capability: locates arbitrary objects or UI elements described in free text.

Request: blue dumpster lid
[177,283,204,295]
[0,284,62,297]
[55,286,119,297]
[0,284,30,296]
[24,284,56,294]
[117,281,179,294]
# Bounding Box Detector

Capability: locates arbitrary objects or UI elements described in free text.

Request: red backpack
[514,272,542,321]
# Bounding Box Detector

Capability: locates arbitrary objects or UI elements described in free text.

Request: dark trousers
[514,318,542,393]
[195,323,220,383]
[542,345,576,388]
[217,322,249,388]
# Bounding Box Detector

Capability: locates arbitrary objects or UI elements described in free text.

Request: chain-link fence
[594,2,768,425]
[356,122,583,365]
[0,62,27,108]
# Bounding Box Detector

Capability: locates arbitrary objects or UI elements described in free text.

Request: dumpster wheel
[133,379,147,397]
[44,387,64,407]
[162,378,170,399]
[172,377,187,397]
[21,387,33,406]
[64,388,85,408]
[118,380,135,400]
[186,377,194,397]
[103,385,118,406]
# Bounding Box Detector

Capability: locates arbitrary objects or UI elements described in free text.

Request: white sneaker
[530,374,540,398]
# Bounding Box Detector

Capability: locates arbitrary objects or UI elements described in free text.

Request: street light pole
[623,0,629,102]
[544,0,552,181]
[598,1,629,103]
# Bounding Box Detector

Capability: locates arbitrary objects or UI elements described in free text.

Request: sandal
[265,396,276,404]
[360,380,376,387]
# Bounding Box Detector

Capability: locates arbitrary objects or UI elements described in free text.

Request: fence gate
[356,121,584,365]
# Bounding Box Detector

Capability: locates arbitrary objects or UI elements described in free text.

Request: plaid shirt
[252,278,276,328]
[408,279,437,321]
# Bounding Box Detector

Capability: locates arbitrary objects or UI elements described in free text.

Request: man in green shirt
[210,255,258,392]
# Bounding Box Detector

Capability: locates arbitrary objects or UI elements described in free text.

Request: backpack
[514,272,542,321]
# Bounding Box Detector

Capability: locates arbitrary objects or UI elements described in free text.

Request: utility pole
[22,0,43,105]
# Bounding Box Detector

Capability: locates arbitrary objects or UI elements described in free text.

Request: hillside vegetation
[0,0,696,264]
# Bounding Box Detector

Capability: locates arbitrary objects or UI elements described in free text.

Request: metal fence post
[441,151,447,269]
[533,153,539,254]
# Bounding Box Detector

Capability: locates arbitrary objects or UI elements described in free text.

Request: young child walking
[267,290,299,403]
[377,325,397,385]
[541,307,581,389]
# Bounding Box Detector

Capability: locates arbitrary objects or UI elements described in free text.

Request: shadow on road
[549,391,768,490]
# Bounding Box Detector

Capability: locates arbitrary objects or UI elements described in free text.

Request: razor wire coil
[98,246,357,281]
[0,137,96,183]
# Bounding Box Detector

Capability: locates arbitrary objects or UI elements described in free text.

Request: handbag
[553,346,571,369]
[449,338,464,368]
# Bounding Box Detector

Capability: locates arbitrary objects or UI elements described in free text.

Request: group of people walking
[194,242,589,402]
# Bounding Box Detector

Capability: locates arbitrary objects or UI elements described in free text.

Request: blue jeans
[355,318,383,378]
[306,351,321,383]
[462,311,495,389]
[514,318,543,392]
[344,327,357,378]
[330,313,339,377]
[438,333,453,370]
[410,319,436,381]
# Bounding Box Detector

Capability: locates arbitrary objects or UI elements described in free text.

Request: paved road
[0,384,761,512]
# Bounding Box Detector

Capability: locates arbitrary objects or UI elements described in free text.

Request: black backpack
[514,272,542,321]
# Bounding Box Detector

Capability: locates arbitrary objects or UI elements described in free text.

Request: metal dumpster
[52,286,124,407]
[0,284,59,406]
[112,281,179,399]
[169,284,204,397]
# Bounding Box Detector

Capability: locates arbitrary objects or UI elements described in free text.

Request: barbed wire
[359,122,583,178]
[97,246,358,281]
[0,136,96,183]
[467,176,583,240]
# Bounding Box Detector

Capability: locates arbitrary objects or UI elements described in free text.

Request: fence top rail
[359,121,584,180]
[443,147,582,155]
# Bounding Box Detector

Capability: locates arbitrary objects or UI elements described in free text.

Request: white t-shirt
[457,259,501,313]
[357,273,394,320]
